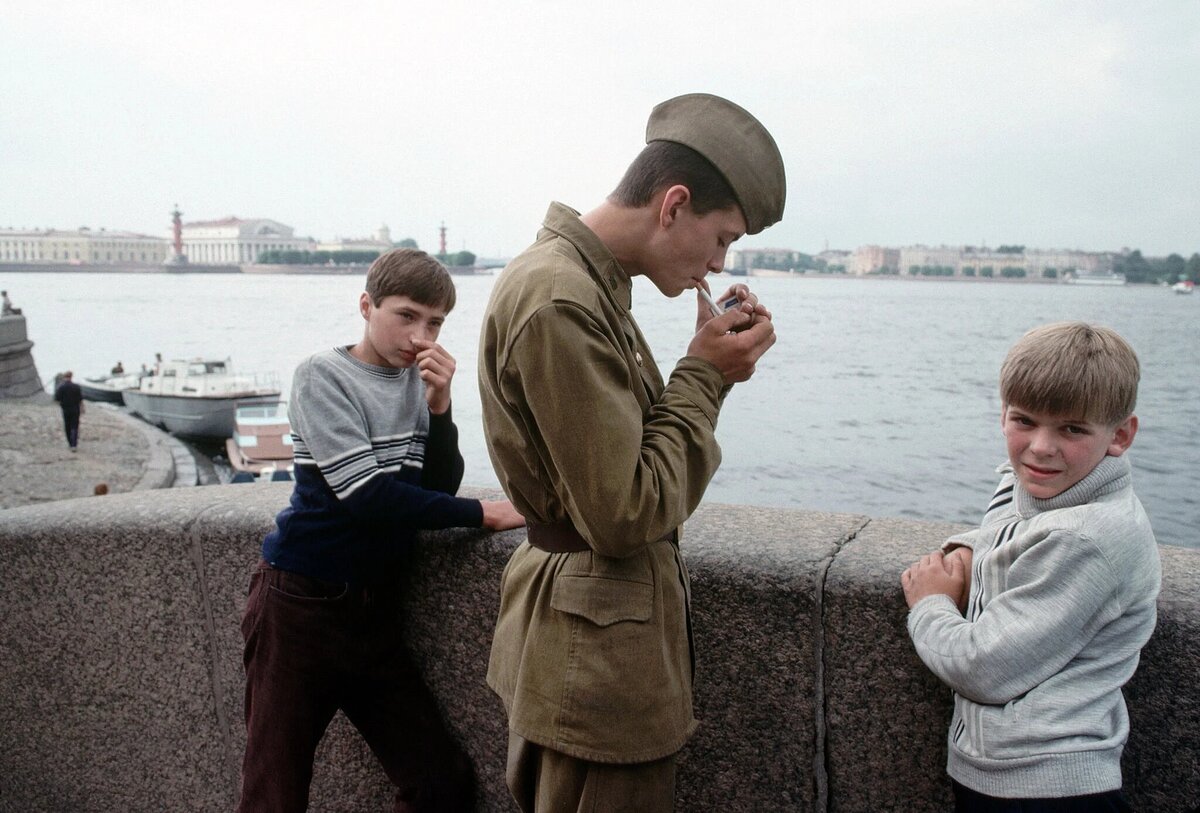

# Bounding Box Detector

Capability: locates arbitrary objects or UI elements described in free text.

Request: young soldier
[238,249,524,812]
[479,94,786,811]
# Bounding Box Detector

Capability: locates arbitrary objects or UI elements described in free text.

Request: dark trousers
[237,564,475,813]
[953,780,1133,812]
[61,409,79,448]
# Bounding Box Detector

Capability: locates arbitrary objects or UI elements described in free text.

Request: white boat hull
[79,373,144,405]
[123,390,280,439]
[1064,272,1126,286]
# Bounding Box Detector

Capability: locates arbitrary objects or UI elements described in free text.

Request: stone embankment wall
[0,485,1196,812]
[241,263,369,275]
[0,315,44,398]
[0,263,240,274]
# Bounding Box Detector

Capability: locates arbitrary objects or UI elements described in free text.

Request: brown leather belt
[525,519,678,554]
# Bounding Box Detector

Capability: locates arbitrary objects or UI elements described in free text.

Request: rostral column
[166,205,188,265]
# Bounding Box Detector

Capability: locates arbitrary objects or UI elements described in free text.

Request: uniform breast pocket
[550,574,653,626]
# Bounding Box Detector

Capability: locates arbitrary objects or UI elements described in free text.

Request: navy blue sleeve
[339,474,484,530]
[420,405,466,495]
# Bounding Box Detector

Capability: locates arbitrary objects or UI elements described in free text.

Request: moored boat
[79,372,144,405]
[123,357,280,439]
[225,400,294,480]
[1062,270,1126,286]
[1172,280,1195,295]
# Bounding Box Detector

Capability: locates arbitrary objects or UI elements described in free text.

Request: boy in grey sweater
[902,322,1160,812]
[239,249,524,812]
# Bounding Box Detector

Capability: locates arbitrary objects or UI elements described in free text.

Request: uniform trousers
[237,563,474,813]
[505,732,676,813]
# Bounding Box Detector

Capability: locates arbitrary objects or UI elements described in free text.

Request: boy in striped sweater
[238,249,524,812]
[902,322,1160,812]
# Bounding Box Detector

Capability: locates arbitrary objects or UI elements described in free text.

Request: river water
[4,270,1196,549]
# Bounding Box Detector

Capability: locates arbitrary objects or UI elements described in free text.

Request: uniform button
[635,352,643,366]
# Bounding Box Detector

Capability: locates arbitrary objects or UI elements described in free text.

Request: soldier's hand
[686,303,776,385]
[693,283,771,333]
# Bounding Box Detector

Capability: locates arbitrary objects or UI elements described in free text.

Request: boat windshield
[189,361,229,375]
[237,402,288,421]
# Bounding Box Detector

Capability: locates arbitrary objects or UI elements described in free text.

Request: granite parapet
[0,487,1196,812]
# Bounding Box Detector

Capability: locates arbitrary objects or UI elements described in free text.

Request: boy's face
[357,293,446,369]
[645,197,746,297]
[1001,404,1137,499]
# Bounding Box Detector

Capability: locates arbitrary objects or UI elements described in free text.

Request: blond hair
[1000,321,1139,426]
[365,249,456,312]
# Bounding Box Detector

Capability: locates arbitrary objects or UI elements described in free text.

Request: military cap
[646,93,786,234]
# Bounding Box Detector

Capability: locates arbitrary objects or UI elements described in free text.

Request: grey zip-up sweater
[907,455,1160,797]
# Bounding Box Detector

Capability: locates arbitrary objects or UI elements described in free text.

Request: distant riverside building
[897,245,965,275]
[850,245,900,275]
[314,224,393,255]
[726,247,804,272]
[842,244,1116,278]
[181,217,313,264]
[0,227,168,265]
[816,249,852,270]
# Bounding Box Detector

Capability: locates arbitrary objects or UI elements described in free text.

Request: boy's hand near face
[902,550,967,610]
[412,338,455,415]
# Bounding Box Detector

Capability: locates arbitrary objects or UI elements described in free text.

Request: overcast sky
[2,1,1197,258]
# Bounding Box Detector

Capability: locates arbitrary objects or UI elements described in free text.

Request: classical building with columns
[180,217,313,264]
[0,227,168,265]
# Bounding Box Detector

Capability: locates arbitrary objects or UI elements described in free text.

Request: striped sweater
[261,346,483,586]
[907,454,1160,798]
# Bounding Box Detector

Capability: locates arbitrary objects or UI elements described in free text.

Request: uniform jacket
[479,202,727,763]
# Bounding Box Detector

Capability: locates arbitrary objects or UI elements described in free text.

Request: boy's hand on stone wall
[943,546,973,613]
[901,551,966,610]
[481,499,526,531]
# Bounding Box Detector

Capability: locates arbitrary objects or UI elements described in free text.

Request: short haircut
[365,248,456,313]
[609,140,739,218]
[1000,321,1139,426]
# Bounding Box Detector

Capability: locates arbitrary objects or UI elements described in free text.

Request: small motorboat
[1172,280,1195,295]
[78,372,144,405]
[225,400,294,480]
[122,357,280,439]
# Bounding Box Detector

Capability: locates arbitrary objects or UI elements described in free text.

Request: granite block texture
[0,488,256,812]
[1,486,1197,812]
[1122,544,1200,811]
[823,517,975,813]
[678,503,865,813]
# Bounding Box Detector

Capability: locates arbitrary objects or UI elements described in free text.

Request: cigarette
[698,287,741,317]
[697,286,723,317]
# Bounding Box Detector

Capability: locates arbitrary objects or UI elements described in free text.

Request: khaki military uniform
[480,202,728,766]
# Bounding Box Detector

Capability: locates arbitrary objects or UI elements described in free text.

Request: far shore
[2,261,1163,285]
